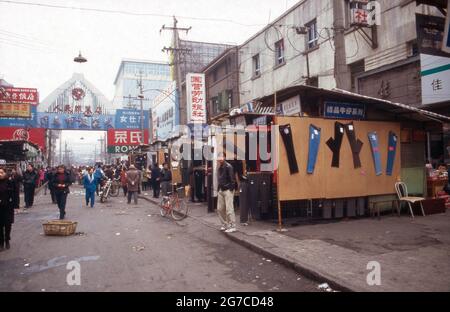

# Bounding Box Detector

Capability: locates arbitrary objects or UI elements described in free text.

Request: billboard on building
[151,81,178,142]
[0,88,39,105]
[421,54,450,105]
[36,112,114,130]
[0,127,46,150]
[186,73,206,123]
[0,105,37,127]
[115,109,149,130]
[0,103,31,118]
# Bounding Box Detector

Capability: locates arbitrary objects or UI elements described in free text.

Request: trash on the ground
[147,214,152,217]
[115,232,121,236]
[41,289,46,292]
[297,277,302,281]
[258,263,263,266]
[24,263,30,267]
[318,283,333,292]
[75,232,87,236]
[266,259,272,263]
[132,246,145,252]
[262,258,266,260]
[262,282,267,285]
[255,276,260,279]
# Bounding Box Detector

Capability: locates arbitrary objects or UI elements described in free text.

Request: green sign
[108,146,140,154]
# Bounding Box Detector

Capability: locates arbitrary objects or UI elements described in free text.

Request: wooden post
[274,91,285,232]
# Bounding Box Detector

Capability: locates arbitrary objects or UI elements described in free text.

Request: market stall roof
[255,85,450,123]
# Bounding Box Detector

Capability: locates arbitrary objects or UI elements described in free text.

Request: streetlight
[74,51,87,63]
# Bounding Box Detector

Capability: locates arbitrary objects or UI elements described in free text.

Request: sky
[0,0,299,158]
[0,0,299,100]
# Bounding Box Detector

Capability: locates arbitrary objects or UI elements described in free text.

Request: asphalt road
[0,185,319,292]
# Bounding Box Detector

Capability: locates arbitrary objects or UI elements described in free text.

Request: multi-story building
[202,46,240,125]
[237,0,449,163]
[113,59,172,111]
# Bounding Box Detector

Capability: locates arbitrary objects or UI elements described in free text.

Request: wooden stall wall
[276,117,401,201]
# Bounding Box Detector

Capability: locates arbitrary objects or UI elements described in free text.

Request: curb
[138,194,355,292]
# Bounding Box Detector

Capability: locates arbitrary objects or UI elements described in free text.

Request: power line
[0,0,266,27]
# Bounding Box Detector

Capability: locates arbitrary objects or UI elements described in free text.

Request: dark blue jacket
[83,174,98,192]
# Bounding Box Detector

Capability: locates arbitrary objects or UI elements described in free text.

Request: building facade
[202,47,240,124]
[113,59,172,111]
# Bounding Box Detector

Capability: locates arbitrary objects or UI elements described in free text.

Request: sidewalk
[139,193,450,292]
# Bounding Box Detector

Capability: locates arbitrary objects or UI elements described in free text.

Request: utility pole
[59,132,62,166]
[161,16,191,126]
[333,0,352,90]
[47,129,52,167]
[137,70,145,150]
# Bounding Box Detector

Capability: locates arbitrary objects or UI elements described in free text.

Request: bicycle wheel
[160,198,169,217]
[110,184,120,197]
[171,199,188,221]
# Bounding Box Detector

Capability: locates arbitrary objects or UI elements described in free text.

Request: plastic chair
[395,182,426,218]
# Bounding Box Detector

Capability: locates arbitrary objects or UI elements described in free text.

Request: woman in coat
[0,167,16,251]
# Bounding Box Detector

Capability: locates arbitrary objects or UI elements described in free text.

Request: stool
[370,200,400,220]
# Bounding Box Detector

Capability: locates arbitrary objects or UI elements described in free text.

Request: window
[306,19,319,50]
[275,39,285,66]
[213,69,218,82]
[252,54,261,77]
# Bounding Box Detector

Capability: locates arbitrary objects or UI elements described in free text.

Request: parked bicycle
[160,185,189,220]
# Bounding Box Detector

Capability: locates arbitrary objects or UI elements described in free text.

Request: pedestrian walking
[120,166,128,197]
[46,167,57,204]
[217,156,237,233]
[151,163,161,198]
[142,167,149,191]
[23,164,38,209]
[0,167,17,251]
[94,165,105,196]
[8,168,22,209]
[82,167,97,208]
[160,163,172,196]
[126,165,140,204]
[52,165,72,220]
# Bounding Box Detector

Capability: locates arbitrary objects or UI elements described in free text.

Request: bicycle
[159,186,189,221]
[99,178,113,203]
[109,178,121,197]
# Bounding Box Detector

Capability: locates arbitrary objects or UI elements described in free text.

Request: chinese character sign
[324,102,366,120]
[421,54,450,105]
[36,112,114,130]
[0,103,31,118]
[186,73,206,123]
[115,109,149,130]
[0,88,39,105]
[107,129,149,154]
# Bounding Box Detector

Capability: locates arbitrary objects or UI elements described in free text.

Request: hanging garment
[344,122,364,169]
[307,124,321,174]
[279,124,299,174]
[368,132,383,176]
[386,131,398,176]
[326,122,345,168]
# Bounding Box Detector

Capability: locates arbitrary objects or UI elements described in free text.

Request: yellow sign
[0,103,31,118]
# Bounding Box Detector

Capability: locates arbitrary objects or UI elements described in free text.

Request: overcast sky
[0,0,298,100]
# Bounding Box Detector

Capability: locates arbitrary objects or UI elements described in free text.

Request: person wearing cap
[126,165,141,205]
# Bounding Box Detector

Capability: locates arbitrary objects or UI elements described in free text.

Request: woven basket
[43,221,78,236]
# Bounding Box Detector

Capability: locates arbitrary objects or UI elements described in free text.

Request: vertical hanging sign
[186,73,206,123]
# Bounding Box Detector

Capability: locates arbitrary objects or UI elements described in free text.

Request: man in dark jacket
[126,165,140,205]
[52,165,72,220]
[23,164,38,209]
[8,168,22,210]
[0,167,16,251]
[217,156,237,233]
[151,163,161,198]
[160,163,173,196]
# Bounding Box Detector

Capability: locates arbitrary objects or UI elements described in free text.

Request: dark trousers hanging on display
[344,122,364,169]
[239,180,249,224]
[386,131,398,176]
[279,124,299,174]
[368,132,382,176]
[326,122,345,168]
[307,125,321,174]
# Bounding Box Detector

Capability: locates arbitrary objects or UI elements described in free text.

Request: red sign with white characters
[0,127,46,150]
[0,88,39,105]
[186,73,206,123]
[107,129,149,146]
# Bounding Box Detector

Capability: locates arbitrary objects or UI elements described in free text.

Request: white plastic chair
[395,182,426,218]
